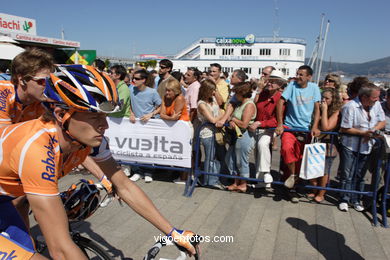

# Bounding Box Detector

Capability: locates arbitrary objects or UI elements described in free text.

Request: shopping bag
[299,141,326,180]
[384,134,390,153]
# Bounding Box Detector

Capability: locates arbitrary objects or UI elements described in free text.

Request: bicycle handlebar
[144,236,200,260]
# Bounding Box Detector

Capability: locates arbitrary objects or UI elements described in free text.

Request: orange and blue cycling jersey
[0,117,112,257]
[0,117,112,197]
[0,80,45,125]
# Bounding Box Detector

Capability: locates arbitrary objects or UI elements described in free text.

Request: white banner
[106,118,193,168]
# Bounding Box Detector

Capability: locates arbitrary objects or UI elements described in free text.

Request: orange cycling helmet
[44,65,120,113]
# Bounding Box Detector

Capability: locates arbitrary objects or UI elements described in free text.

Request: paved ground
[29,139,390,260]
[30,168,390,260]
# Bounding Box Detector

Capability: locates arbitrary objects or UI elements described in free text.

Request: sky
[2,0,390,63]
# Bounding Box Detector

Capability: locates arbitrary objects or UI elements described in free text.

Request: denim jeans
[339,145,369,204]
[225,130,255,178]
[200,136,221,186]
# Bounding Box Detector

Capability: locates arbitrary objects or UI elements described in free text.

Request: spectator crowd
[1,49,389,214]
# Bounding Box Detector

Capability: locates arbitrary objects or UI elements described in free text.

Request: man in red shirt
[249,70,287,186]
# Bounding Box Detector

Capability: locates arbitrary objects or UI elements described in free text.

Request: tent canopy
[0,42,24,60]
[0,36,24,60]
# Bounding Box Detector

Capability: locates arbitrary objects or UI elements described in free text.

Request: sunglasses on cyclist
[30,76,47,85]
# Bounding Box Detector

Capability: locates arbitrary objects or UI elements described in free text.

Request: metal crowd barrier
[117,161,192,175]
[184,122,388,227]
[381,155,390,227]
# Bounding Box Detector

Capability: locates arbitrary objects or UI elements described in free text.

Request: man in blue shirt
[129,69,161,183]
[275,65,321,202]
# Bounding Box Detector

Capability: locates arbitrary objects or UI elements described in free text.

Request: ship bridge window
[297,49,303,57]
[281,68,289,76]
[223,67,233,73]
[259,48,271,56]
[205,48,216,55]
[222,48,234,55]
[240,67,252,74]
[241,49,252,56]
[279,48,290,56]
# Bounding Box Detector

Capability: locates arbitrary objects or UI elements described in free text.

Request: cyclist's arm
[96,157,173,235]
[82,155,104,180]
[27,194,87,260]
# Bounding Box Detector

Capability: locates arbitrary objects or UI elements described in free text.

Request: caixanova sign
[0,13,37,35]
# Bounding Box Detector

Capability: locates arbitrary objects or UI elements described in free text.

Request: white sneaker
[145,176,153,183]
[264,173,273,183]
[209,183,225,190]
[173,178,186,185]
[130,174,141,182]
[338,202,349,212]
[122,167,131,177]
[284,174,296,189]
[100,195,114,208]
[353,203,364,212]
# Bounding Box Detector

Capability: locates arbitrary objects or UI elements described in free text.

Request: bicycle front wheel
[75,236,113,260]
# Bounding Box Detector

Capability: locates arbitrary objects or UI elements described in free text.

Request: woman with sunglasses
[323,73,341,90]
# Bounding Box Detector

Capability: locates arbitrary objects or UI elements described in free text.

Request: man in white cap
[249,70,287,187]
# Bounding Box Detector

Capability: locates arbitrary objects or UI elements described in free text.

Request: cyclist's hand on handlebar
[170,228,201,257]
[99,175,113,194]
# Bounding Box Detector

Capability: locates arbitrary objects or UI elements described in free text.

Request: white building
[172,34,306,79]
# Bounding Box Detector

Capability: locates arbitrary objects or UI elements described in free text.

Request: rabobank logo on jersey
[0,249,18,260]
[41,135,58,183]
[0,88,12,112]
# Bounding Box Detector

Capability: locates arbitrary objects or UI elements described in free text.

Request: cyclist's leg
[12,195,30,229]
[0,200,43,259]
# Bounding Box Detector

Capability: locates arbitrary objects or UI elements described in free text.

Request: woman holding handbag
[197,79,225,189]
[308,88,342,202]
[225,82,257,192]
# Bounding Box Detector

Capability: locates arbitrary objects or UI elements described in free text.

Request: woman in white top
[197,79,224,188]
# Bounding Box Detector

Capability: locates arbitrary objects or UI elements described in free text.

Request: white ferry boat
[171,34,306,79]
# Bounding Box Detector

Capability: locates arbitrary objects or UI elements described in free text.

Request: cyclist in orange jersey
[0,65,199,260]
[1,49,113,228]
[0,48,53,126]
